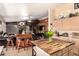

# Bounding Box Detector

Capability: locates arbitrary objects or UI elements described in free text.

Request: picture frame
[74,3,79,9]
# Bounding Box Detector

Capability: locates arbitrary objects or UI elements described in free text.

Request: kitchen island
[32,38,74,56]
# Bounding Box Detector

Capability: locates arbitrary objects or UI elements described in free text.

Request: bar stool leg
[11,40,14,50]
[6,39,14,51]
[6,41,9,51]
[16,39,21,53]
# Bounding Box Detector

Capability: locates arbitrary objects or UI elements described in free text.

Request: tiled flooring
[3,47,32,56]
[2,46,78,56]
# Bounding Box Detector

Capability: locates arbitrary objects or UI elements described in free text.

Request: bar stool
[16,38,30,52]
[6,37,14,51]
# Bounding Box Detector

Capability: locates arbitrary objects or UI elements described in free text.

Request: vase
[48,37,52,43]
[22,30,25,34]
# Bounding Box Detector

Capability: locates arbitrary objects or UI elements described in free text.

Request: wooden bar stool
[6,37,14,51]
[16,38,26,51]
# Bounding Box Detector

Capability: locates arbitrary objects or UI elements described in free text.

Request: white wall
[0,16,6,32]
[48,3,75,31]
[0,4,6,32]
[2,21,6,32]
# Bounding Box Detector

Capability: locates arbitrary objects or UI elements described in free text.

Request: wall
[0,16,6,32]
[2,21,6,32]
[38,18,48,32]
[6,22,31,34]
[6,22,18,34]
[0,4,6,32]
[52,16,79,31]
[6,24,18,34]
[49,3,74,21]
[49,3,79,32]
[54,3,74,18]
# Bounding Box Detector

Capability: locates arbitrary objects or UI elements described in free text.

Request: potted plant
[44,31,54,43]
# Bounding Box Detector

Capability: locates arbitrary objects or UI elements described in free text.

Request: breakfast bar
[32,38,74,56]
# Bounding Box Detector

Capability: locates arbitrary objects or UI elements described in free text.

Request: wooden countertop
[32,39,74,55]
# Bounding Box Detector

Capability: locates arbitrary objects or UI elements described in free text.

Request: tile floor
[3,47,32,56]
[2,46,78,56]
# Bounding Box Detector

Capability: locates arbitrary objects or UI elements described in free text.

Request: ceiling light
[22,16,29,19]
[27,20,31,22]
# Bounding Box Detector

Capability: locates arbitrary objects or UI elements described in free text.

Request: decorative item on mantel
[18,22,26,34]
[44,30,54,43]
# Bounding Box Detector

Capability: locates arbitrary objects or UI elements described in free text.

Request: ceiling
[0,3,61,22]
